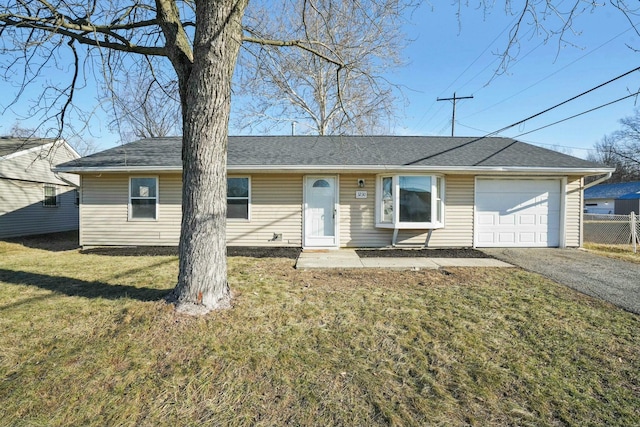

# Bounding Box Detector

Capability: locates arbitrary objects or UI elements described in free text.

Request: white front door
[304,176,338,247]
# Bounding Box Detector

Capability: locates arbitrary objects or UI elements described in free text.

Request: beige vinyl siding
[565,176,582,247]
[339,174,474,248]
[427,175,474,247]
[80,173,181,246]
[78,171,584,248]
[0,179,78,238]
[80,173,303,247]
[339,174,390,247]
[227,174,302,247]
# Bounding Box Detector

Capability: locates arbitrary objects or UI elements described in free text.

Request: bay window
[377,174,444,228]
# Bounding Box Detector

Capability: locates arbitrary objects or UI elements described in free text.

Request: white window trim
[43,184,59,207]
[128,176,159,221]
[375,174,445,229]
[227,176,251,221]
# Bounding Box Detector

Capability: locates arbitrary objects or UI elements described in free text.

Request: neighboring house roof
[618,191,640,200]
[0,137,55,158]
[584,181,640,200]
[56,135,611,175]
[0,137,81,186]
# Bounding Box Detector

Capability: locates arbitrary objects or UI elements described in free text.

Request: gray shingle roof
[56,135,608,172]
[0,137,54,157]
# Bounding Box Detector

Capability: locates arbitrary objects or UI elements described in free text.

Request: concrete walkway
[295,249,513,269]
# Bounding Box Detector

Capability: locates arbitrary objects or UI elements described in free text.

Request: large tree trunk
[170,0,247,314]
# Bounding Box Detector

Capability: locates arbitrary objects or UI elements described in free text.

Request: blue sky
[0,2,638,159]
[393,2,640,159]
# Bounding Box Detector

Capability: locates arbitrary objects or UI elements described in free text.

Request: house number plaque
[355,191,368,199]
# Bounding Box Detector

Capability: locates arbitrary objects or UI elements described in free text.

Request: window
[43,185,58,207]
[312,179,330,188]
[377,175,444,228]
[129,177,158,220]
[227,177,250,220]
[382,176,393,223]
[399,175,431,222]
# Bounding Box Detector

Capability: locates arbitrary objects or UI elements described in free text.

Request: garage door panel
[477,232,496,244]
[475,179,561,248]
[498,233,515,243]
[500,215,516,225]
[478,213,496,225]
[519,214,536,225]
[519,232,536,243]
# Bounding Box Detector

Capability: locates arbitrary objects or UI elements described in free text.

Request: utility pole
[437,92,473,136]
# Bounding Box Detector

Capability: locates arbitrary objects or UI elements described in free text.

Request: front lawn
[583,242,640,264]
[1,237,638,426]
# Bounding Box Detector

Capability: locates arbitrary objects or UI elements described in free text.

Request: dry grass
[583,242,640,264]
[1,236,639,426]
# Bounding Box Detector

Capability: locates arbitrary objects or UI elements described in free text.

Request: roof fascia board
[54,166,183,173]
[227,165,615,175]
[59,139,81,159]
[56,164,615,176]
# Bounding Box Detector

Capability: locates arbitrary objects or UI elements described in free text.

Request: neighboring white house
[583,181,640,214]
[0,137,80,238]
[56,136,612,249]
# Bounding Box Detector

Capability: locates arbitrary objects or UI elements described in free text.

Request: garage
[475,178,561,247]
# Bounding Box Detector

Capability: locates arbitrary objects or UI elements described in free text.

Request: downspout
[53,172,80,188]
[580,171,612,248]
[583,172,613,190]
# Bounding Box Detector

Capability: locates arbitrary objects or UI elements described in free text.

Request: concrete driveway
[483,248,640,315]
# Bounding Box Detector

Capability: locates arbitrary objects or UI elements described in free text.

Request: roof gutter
[583,171,613,190]
[55,165,616,175]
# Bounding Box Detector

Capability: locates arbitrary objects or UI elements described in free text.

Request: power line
[488,65,640,137]
[414,15,519,130]
[513,91,640,138]
[437,15,520,97]
[408,66,640,164]
[456,122,595,152]
[462,23,639,120]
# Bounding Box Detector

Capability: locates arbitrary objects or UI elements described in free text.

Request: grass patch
[1,238,639,426]
[583,242,640,264]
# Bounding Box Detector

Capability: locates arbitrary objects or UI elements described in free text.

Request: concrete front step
[295,250,512,269]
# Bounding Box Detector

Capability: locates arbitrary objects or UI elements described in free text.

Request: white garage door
[475,179,561,247]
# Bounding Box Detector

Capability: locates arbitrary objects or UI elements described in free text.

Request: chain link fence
[584,213,639,253]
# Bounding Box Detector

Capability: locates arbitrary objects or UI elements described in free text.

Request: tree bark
[170,0,247,313]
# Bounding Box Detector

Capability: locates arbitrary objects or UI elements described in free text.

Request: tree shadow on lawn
[3,230,80,252]
[0,269,170,303]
